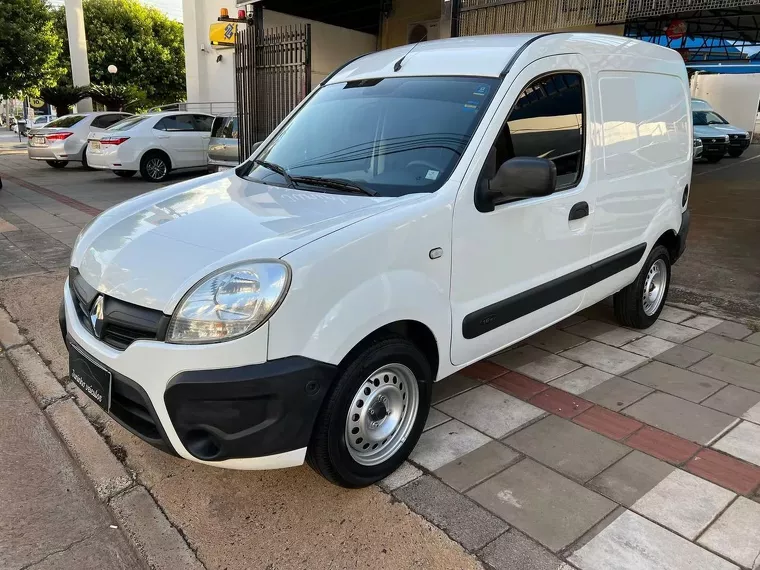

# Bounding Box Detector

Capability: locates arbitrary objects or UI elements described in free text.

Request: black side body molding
[462,243,647,339]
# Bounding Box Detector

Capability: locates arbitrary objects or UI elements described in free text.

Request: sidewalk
[0,356,145,569]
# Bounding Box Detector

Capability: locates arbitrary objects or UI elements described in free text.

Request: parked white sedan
[28,112,131,169]
[87,112,214,181]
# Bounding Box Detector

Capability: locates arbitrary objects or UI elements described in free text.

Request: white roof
[326,33,685,84]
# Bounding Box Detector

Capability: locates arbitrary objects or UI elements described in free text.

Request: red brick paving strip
[686,448,760,495]
[0,172,103,216]
[625,426,700,465]
[460,360,509,382]
[573,406,643,441]
[528,387,593,419]
[490,371,549,399]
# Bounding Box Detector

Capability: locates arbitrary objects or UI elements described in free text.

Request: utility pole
[64,0,93,112]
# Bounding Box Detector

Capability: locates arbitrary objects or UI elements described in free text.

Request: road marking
[694,153,760,176]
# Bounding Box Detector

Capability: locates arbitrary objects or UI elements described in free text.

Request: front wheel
[728,148,744,158]
[307,336,431,488]
[140,152,170,182]
[614,245,671,329]
[46,160,68,168]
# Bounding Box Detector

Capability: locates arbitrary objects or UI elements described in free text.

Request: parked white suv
[86,112,214,181]
[62,33,692,487]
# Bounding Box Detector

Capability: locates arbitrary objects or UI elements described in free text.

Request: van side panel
[584,65,691,306]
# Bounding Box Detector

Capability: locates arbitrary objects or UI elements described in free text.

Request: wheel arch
[140,147,172,170]
[654,229,679,262]
[337,320,440,380]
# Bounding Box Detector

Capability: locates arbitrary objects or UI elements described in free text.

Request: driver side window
[484,72,585,191]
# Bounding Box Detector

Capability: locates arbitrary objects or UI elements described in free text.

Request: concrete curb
[0,307,207,570]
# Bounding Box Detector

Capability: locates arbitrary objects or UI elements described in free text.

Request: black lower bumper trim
[164,357,337,462]
[674,209,690,263]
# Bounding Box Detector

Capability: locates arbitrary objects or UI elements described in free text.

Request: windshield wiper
[290,175,377,196]
[252,159,295,188]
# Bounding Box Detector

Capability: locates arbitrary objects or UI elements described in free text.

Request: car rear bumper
[61,281,334,470]
[28,146,68,161]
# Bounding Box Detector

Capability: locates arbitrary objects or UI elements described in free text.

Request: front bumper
[729,138,750,150]
[700,140,728,158]
[61,283,336,469]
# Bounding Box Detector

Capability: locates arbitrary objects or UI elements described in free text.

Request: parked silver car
[28,112,132,169]
[207,115,238,172]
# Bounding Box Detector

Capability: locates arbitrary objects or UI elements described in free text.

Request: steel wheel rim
[642,258,667,316]
[146,158,166,180]
[345,363,419,467]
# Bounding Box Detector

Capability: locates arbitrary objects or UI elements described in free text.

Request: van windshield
[243,76,500,197]
[693,111,728,126]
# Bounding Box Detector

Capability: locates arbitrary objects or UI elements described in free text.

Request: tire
[140,152,171,182]
[114,170,136,178]
[46,160,68,168]
[307,335,432,488]
[81,149,95,170]
[705,155,722,163]
[614,245,671,329]
[728,148,744,158]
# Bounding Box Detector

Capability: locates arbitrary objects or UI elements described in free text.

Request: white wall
[264,11,376,86]
[182,1,377,104]
[182,0,237,104]
[691,73,760,137]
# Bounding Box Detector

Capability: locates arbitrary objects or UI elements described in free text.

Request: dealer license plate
[31,136,46,146]
[69,344,111,410]
[90,140,101,152]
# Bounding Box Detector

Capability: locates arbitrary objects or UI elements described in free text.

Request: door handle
[156,134,170,139]
[569,201,589,221]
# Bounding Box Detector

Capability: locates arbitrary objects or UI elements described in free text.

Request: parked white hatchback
[62,33,692,487]
[86,112,214,181]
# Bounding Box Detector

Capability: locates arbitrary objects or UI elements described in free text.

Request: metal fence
[458,0,760,34]
[146,102,237,115]
[235,24,312,161]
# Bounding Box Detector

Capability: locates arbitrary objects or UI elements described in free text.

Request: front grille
[69,267,170,350]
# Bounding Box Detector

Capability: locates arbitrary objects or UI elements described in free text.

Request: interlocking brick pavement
[386,304,760,569]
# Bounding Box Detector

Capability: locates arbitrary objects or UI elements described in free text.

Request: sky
[49,0,183,21]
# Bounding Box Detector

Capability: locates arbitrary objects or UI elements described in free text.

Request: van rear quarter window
[599,71,690,176]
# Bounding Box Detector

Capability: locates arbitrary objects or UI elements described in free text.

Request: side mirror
[251,141,263,152]
[476,157,557,212]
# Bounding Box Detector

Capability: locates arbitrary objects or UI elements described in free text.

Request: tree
[0,0,63,99]
[87,84,144,111]
[40,83,88,116]
[53,0,186,108]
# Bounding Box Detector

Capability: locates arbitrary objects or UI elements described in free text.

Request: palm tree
[39,84,88,116]
[87,84,144,111]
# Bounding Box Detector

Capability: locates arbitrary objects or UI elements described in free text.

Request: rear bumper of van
[673,209,690,263]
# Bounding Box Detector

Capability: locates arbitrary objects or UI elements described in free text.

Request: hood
[693,125,729,140]
[708,123,748,136]
[72,171,407,313]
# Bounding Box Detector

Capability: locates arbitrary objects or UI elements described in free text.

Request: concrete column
[64,0,93,112]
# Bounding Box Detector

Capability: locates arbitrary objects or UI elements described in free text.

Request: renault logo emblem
[90,296,105,339]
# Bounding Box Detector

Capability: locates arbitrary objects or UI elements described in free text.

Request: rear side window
[193,114,213,132]
[502,73,584,188]
[108,116,147,131]
[155,115,195,131]
[91,114,130,128]
[46,115,85,128]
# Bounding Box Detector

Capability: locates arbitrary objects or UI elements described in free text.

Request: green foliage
[40,83,88,116]
[53,0,186,107]
[0,0,64,98]
[87,83,146,111]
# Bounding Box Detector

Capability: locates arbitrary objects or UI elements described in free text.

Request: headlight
[167,261,290,344]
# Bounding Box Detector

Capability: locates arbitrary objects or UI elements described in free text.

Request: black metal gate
[235,23,312,161]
